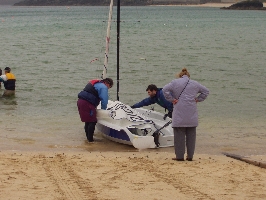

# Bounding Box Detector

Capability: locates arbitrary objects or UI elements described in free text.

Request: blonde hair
[177,68,190,78]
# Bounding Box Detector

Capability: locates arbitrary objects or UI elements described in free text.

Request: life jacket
[0,69,2,87]
[89,79,101,85]
[4,73,16,90]
[83,79,102,97]
[78,79,103,107]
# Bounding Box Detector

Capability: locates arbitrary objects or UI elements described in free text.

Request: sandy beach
[1,149,266,200]
[184,3,233,7]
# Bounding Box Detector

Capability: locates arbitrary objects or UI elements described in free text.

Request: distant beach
[152,3,233,7]
[189,3,233,7]
[165,2,266,7]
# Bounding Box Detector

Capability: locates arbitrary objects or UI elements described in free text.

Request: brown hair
[103,78,113,88]
[177,68,190,78]
[146,84,158,92]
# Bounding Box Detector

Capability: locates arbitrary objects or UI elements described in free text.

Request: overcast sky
[0,0,21,5]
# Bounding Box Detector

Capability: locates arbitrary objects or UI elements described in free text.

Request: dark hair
[146,84,158,92]
[103,78,113,88]
[4,67,11,73]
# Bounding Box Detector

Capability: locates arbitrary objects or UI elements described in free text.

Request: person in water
[0,67,16,97]
[77,78,113,143]
[0,68,2,89]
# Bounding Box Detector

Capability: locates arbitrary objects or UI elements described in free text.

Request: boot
[86,122,96,142]
[152,132,160,148]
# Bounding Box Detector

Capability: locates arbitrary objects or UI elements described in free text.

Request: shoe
[186,157,193,161]
[172,158,184,161]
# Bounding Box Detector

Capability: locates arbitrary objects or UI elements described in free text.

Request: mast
[102,0,114,79]
[117,0,120,101]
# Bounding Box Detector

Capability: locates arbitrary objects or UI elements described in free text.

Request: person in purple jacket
[163,68,209,161]
[77,78,113,143]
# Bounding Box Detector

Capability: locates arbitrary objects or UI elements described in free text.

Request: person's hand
[164,111,172,120]
[172,99,178,105]
[168,111,172,118]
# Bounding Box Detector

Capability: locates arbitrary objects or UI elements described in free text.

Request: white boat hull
[96,101,174,149]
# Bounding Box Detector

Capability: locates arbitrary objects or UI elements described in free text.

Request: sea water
[0,5,265,155]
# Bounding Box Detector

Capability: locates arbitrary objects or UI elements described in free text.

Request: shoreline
[1,150,266,199]
[149,2,266,7]
[153,3,233,7]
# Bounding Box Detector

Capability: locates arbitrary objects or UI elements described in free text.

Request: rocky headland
[221,0,266,10]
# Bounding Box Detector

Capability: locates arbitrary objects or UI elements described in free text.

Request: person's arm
[195,84,209,102]
[132,97,155,108]
[95,83,109,110]
[98,88,109,110]
[0,75,7,82]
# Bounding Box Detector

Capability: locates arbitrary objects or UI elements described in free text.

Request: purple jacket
[163,75,209,127]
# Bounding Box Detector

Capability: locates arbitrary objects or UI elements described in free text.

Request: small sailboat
[96,0,174,149]
[97,100,174,148]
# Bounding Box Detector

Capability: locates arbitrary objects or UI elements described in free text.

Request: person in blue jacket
[131,84,173,119]
[77,78,113,142]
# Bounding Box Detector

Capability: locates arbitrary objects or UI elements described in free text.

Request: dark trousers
[173,127,196,159]
[84,122,97,142]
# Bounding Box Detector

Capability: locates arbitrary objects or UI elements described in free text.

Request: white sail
[102,0,114,79]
